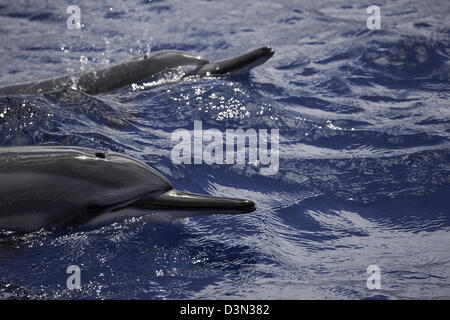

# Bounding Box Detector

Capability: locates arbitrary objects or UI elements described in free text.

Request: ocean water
[0,0,449,299]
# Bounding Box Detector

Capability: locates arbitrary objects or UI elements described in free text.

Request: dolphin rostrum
[0,47,274,96]
[0,146,256,232]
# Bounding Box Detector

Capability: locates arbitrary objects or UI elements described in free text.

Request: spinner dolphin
[0,47,274,95]
[0,146,255,232]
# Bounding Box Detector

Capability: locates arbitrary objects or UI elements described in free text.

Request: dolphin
[0,146,256,232]
[0,47,274,96]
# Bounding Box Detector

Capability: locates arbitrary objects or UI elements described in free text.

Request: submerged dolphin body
[0,47,274,96]
[0,146,255,232]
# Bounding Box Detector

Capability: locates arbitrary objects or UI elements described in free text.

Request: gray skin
[0,47,274,96]
[0,146,255,232]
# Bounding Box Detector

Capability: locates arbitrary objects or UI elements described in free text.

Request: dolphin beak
[197,46,275,76]
[133,189,256,214]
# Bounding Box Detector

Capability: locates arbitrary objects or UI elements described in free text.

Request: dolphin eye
[143,54,148,59]
[95,152,107,159]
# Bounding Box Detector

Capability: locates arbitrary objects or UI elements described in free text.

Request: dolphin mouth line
[132,189,256,214]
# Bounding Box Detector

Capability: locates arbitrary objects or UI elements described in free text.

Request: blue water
[0,0,449,299]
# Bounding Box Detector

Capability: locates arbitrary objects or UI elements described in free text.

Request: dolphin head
[0,146,255,231]
[80,149,256,216]
[195,46,275,76]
